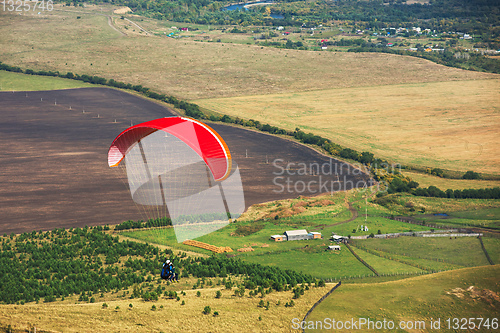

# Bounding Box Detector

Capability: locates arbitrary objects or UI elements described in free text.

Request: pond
[222,1,284,19]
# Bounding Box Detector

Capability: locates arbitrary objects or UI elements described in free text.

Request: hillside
[306,265,500,332]
[0,7,497,100]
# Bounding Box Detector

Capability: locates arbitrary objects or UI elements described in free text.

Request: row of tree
[115,217,172,230]
[413,186,500,199]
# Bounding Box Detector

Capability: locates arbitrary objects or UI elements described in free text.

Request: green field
[122,191,499,280]
[306,265,500,332]
[349,245,424,275]
[353,237,493,269]
[372,193,500,216]
[482,237,500,265]
[0,71,92,91]
[403,171,500,189]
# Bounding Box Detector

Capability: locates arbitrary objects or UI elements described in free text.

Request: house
[270,235,284,242]
[310,232,322,239]
[328,245,341,251]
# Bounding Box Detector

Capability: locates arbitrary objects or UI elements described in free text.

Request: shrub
[462,171,481,179]
[203,305,211,315]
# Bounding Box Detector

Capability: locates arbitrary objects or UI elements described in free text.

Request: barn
[284,229,310,241]
[331,234,348,243]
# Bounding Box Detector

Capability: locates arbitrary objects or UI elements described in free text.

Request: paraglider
[161,259,178,282]
[108,116,245,242]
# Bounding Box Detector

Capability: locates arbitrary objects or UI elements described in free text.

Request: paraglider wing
[107,116,245,243]
[108,117,231,181]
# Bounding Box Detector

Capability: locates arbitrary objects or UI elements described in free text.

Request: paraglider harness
[161,261,178,282]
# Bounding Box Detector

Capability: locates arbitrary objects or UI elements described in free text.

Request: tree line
[413,186,500,199]
[115,217,172,230]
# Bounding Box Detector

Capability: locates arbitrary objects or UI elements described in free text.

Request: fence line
[478,236,495,265]
[301,281,342,333]
[345,243,379,276]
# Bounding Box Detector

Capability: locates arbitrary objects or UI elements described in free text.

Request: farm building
[328,245,341,251]
[270,235,284,242]
[285,229,310,241]
[270,230,322,241]
[331,234,348,243]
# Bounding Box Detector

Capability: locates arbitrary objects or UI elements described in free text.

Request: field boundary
[301,281,342,333]
[478,236,495,265]
[345,243,379,276]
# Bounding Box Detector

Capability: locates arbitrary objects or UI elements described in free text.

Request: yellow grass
[196,79,500,174]
[113,7,132,14]
[0,8,497,100]
[403,171,500,190]
[0,284,331,333]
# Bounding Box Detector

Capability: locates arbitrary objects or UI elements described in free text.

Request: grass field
[306,265,500,332]
[0,8,497,101]
[372,193,500,216]
[349,245,424,275]
[0,70,92,91]
[0,275,331,333]
[403,171,500,190]
[354,237,494,268]
[482,237,500,265]
[419,208,500,230]
[196,79,500,174]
